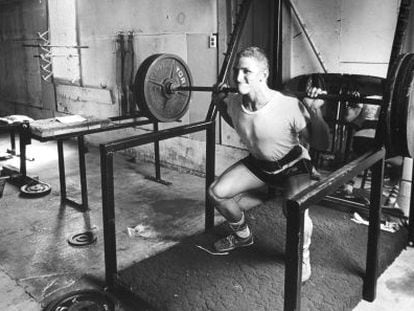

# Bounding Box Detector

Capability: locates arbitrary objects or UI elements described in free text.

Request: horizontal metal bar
[288,92,383,105]
[23,44,89,48]
[62,198,87,212]
[174,85,238,93]
[102,120,213,153]
[289,147,386,210]
[173,85,382,105]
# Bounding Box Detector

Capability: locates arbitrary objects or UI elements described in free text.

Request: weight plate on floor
[68,231,97,247]
[43,289,114,311]
[134,53,192,122]
[20,182,51,197]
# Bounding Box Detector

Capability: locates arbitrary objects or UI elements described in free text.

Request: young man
[209,47,329,282]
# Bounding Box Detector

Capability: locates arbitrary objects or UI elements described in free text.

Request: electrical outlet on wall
[209,33,217,48]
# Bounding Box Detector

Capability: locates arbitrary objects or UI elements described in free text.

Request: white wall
[290,0,400,78]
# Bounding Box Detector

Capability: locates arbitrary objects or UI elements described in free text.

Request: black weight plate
[134,53,192,122]
[43,289,114,311]
[407,74,414,157]
[398,54,414,157]
[379,53,407,158]
[389,53,414,157]
[284,73,384,98]
[20,182,51,197]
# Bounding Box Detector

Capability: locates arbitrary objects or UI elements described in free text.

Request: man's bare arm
[212,91,233,128]
[301,88,331,151]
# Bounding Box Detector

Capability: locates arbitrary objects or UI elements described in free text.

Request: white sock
[229,213,251,239]
[235,226,251,239]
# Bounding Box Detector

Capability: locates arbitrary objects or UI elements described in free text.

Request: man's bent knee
[208,182,231,204]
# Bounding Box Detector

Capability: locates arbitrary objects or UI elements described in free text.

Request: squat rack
[97,1,412,311]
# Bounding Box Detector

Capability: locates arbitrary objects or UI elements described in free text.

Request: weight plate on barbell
[134,53,193,122]
[43,289,114,311]
[385,53,414,158]
[20,181,51,197]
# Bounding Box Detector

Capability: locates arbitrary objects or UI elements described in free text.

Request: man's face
[233,56,267,95]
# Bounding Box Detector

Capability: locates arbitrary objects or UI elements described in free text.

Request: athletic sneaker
[214,232,254,253]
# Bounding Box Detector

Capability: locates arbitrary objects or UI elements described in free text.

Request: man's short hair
[236,46,269,72]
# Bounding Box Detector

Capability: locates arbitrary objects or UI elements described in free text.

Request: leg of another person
[284,172,314,282]
[209,161,266,252]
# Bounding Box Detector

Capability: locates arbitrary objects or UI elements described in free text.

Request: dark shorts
[241,155,313,186]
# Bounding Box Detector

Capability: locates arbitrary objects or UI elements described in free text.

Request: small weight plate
[134,53,193,122]
[43,289,114,311]
[20,182,51,197]
[68,231,97,247]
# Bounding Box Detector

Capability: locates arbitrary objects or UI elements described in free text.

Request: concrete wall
[291,0,400,78]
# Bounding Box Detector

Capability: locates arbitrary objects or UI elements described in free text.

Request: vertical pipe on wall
[74,0,83,86]
[285,0,328,73]
[272,0,283,90]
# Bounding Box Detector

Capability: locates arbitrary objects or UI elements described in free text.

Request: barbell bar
[169,83,383,105]
[134,54,384,123]
[134,53,414,158]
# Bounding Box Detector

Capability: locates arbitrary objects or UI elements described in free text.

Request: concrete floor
[0,133,413,310]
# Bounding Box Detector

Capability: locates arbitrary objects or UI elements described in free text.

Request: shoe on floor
[214,233,254,253]
[302,251,311,283]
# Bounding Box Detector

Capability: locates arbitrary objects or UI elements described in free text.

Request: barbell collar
[171,84,238,93]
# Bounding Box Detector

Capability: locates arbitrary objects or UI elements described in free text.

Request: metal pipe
[102,121,213,153]
[153,122,161,180]
[363,154,384,301]
[288,148,386,210]
[100,147,117,289]
[173,85,382,105]
[174,85,237,93]
[284,200,304,310]
[286,0,328,73]
[206,0,253,121]
[77,136,89,211]
[273,0,284,89]
[205,121,216,230]
[57,140,67,203]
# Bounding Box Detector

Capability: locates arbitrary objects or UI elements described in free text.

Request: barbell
[133,53,414,158]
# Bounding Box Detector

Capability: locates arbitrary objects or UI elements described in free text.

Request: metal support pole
[284,200,304,311]
[8,130,16,155]
[78,136,89,211]
[205,121,216,230]
[145,122,171,185]
[57,140,67,203]
[100,146,117,288]
[19,122,31,177]
[206,0,253,121]
[363,156,384,301]
[153,122,161,181]
[273,0,283,90]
